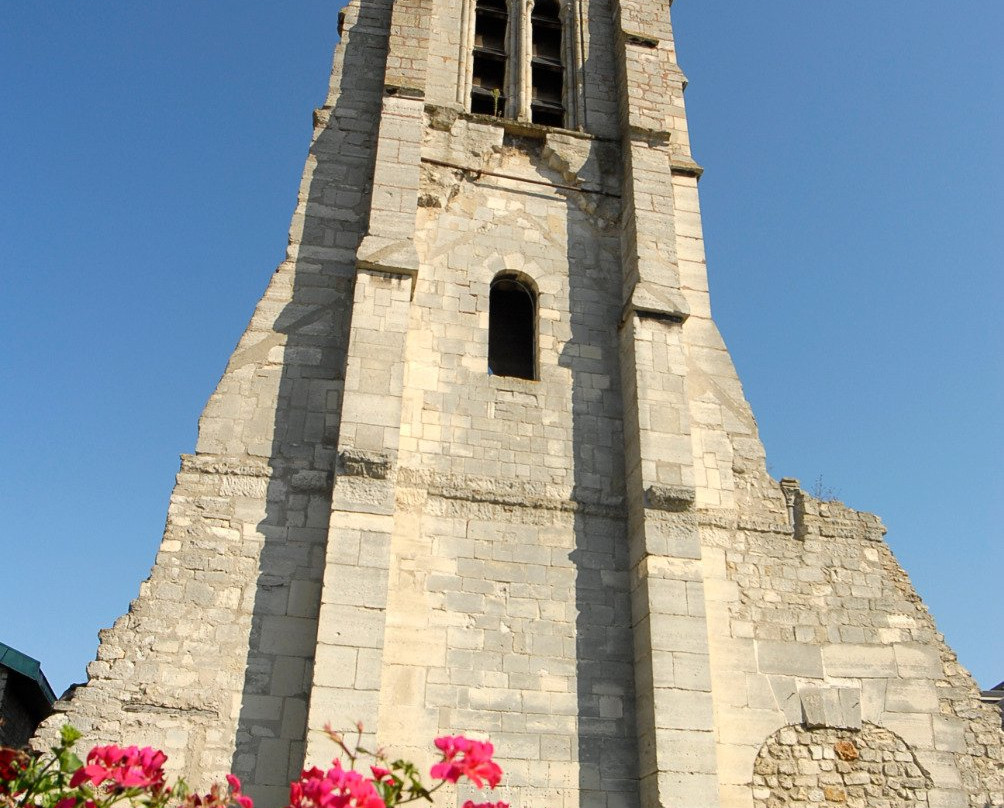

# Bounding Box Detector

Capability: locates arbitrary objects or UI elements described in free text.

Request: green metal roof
[0,641,57,705]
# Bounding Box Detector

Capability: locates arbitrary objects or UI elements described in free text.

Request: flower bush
[0,725,507,808]
[0,726,248,808]
[292,725,506,808]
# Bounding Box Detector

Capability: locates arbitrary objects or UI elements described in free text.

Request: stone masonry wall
[752,724,931,808]
[34,3,1004,808]
[340,91,638,808]
[36,4,393,806]
[701,493,1004,808]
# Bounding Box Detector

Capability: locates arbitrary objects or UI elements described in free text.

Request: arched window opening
[530,0,564,127]
[488,276,537,380]
[471,0,509,117]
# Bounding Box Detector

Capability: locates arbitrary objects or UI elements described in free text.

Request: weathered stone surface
[34,2,1004,808]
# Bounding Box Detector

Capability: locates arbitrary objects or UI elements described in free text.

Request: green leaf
[59,726,82,746]
[58,750,83,774]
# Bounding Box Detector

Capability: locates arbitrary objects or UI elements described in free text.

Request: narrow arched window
[471,0,509,117]
[530,0,564,127]
[488,275,537,380]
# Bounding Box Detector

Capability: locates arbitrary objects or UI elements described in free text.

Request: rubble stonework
[752,724,932,807]
[36,1,1004,807]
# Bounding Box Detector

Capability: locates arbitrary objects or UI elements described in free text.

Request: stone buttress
[37,2,1003,808]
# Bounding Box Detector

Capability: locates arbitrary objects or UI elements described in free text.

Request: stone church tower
[38,1,1003,806]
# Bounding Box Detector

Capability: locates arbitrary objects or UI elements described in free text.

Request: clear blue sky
[1,1,1001,696]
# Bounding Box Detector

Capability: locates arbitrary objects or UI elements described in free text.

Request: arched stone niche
[752,723,932,808]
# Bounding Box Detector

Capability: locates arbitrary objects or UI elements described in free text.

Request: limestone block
[651,771,720,808]
[882,712,935,750]
[822,643,898,678]
[932,715,968,753]
[798,685,861,730]
[884,679,940,713]
[654,729,717,775]
[767,676,803,724]
[756,640,824,678]
[927,789,969,808]
[893,642,944,679]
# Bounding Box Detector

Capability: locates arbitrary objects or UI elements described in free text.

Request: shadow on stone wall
[231,2,391,805]
[558,160,640,808]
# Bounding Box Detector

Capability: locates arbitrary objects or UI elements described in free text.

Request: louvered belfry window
[530,0,564,126]
[471,0,509,116]
[466,0,571,128]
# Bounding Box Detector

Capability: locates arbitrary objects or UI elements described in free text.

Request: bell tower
[300,2,733,806]
[38,2,1004,807]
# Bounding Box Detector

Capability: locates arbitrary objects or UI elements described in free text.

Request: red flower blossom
[368,767,394,784]
[181,772,252,808]
[226,773,253,808]
[430,736,502,789]
[69,745,167,792]
[287,761,384,808]
[0,747,26,795]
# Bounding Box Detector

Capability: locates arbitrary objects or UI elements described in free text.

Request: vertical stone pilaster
[619,313,720,808]
[611,0,691,315]
[304,6,433,756]
[355,93,424,278]
[383,0,434,94]
[356,0,433,279]
[304,269,413,763]
[613,3,720,806]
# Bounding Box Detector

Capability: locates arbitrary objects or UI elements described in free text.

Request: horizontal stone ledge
[290,469,333,493]
[181,454,337,484]
[625,126,673,147]
[695,508,794,536]
[338,24,390,43]
[354,264,419,289]
[123,701,218,719]
[644,485,696,512]
[337,449,393,480]
[384,84,425,100]
[181,454,271,478]
[621,282,691,326]
[670,158,704,178]
[622,31,660,49]
[396,467,626,516]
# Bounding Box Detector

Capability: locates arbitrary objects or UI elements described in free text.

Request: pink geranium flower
[181,771,252,808]
[69,745,167,792]
[287,761,384,808]
[430,736,502,789]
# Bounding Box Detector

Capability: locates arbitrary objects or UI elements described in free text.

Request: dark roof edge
[0,642,57,705]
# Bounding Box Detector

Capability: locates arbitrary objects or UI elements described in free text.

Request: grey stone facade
[36,2,1004,807]
[983,683,1004,730]
[1,644,56,748]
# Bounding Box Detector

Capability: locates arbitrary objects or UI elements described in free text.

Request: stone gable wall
[702,495,1004,807]
[35,4,393,806]
[33,3,1004,808]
